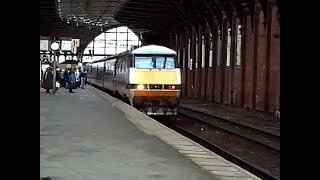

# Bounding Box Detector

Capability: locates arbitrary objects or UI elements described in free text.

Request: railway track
[178,106,280,151]
[90,84,280,180]
[167,107,280,180]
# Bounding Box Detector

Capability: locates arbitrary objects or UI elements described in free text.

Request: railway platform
[179,98,280,137]
[40,86,260,180]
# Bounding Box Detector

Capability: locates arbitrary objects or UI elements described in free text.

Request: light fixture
[76,22,79,26]
[137,85,144,90]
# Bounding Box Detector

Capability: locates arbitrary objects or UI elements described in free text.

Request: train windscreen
[135,56,176,69]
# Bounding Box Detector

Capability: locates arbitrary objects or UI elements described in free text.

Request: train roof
[132,45,177,55]
[88,45,176,64]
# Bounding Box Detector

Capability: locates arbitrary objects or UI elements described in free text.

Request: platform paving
[40,88,218,180]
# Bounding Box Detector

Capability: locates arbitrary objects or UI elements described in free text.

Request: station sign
[40,40,49,52]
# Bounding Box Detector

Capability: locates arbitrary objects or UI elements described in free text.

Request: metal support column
[52,52,57,94]
[104,31,106,57]
[127,27,129,51]
[92,38,95,58]
[115,27,118,55]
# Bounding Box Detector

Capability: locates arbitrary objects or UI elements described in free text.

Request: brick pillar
[254,3,268,111]
[243,10,255,109]
[180,31,187,97]
[187,27,195,97]
[223,23,232,105]
[211,22,218,101]
[220,18,228,104]
[230,14,238,105]
[194,25,202,98]
[203,23,211,100]
[267,3,280,112]
[185,28,191,97]
[188,26,197,97]
[234,18,243,107]
[214,23,222,103]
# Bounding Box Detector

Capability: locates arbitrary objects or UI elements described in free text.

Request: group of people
[41,66,88,93]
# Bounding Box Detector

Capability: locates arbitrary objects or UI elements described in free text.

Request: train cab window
[155,57,176,69]
[165,57,175,69]
[155,57,165,69]
[135,57,153,69]
[135,56,176,69]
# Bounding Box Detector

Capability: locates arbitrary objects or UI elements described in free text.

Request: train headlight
[171,85,176,90]
[137,84,144,90]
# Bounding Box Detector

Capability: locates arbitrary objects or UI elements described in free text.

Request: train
[86,44,182,116]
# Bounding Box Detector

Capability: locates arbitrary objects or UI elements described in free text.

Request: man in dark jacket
[66,69,77,93]
[80,70,88,89]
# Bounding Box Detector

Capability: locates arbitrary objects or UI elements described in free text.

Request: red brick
[206,69,214,101]
[234,68,243,107]
[214,67,222,102]
[200,69,207,100]
[187,70,194,97]
[194,69,201,98]
[255,9,267,111]
[268,6,280,112]
[243,14,255,109]
[181,69,187,96]
[224,68,232,105]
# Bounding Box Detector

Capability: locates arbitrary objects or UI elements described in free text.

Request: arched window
[226,28,232,67]
[83,26,141,62]
[236,24,242,66]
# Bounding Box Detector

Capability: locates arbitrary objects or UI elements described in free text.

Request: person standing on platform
[55,68,61,92]
[66,69,77,93]
[58,69,64,88]
[74,68,80,88]
[63,69,69,88]
[80,69,88,89]
[41,67,53,93]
